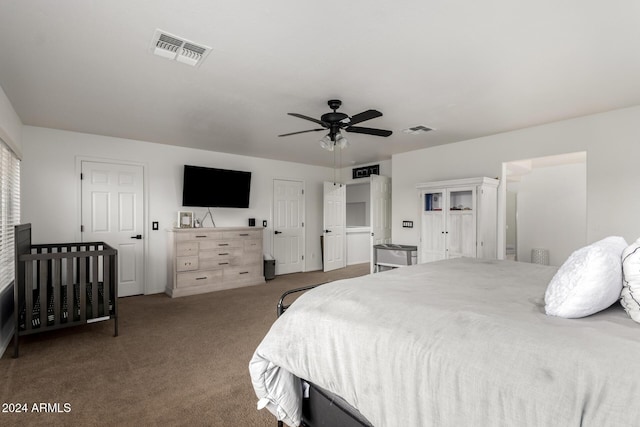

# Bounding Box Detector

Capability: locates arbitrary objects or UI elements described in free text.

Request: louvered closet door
[81,161,145,297]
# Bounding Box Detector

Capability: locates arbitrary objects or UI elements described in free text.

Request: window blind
[0,139,20,291]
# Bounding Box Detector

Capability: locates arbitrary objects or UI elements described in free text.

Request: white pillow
[545,236,628,318]
[621,238,640,323]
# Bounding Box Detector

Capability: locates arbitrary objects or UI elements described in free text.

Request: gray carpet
[0,264,370,426]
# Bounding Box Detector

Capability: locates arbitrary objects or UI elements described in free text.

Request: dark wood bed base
[276,285,373,427]
[13,223,118,357]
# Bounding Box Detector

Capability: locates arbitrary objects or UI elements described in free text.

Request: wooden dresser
[166,227,264,298]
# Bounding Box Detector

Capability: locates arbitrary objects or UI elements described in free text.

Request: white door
[420,189,446,263]
[446,187,477,258]
[369,174,392,273]
[81,161,145,297]
[323,181,346,272]
[273,179,304,275]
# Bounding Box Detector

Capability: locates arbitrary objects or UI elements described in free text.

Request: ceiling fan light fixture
[319,134,334,151]
[335,132,349,149]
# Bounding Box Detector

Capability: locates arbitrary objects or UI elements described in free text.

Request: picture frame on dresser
[178,211,193,228]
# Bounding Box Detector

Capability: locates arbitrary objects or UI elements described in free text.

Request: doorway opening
[503,152,586,266]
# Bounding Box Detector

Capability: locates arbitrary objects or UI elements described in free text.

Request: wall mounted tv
[182,165,252,208]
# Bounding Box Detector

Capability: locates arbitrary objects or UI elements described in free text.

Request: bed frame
[13,223,118,358]
[276,285,373,427]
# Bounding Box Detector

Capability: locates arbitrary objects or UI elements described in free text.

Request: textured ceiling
[1,0,639,167]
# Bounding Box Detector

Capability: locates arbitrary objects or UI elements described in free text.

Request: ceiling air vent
[150,29,211,67]
[402,125,433,135]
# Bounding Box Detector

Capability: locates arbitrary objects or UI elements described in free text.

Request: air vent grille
[402,125,433,135]
[150,29,211,67]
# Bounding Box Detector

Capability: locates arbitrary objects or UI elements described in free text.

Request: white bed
[250,258,640,426]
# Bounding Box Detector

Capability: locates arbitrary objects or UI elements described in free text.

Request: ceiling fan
[278,99,393,151]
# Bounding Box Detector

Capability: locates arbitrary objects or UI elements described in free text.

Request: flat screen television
[182,165,251,208]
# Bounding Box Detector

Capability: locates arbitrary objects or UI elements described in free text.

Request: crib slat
[79,255,86,322]
[25,260,33,331]
[39,259,47,328]
[52,257,61,326]
[66,256,74,322]
[92,254,99,317]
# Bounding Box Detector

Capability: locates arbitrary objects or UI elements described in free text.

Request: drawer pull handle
[219,262,229,265]
[239,233,249,236]
[218,243,229,246]
[219,253,229,256]
[195,276,207,280]
[196,235,207,238]
[239,271,249,275]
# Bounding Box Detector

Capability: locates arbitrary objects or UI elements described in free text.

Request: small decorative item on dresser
[178,211,193,228]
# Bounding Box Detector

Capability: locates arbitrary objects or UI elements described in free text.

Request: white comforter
[249,258,640,427]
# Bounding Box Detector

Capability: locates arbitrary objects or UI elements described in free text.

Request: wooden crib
[13,224,118,357]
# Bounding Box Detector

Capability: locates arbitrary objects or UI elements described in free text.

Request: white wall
[21,126,340,294]
[392,106,640,259]
[0,85,22,156]
[516,163,587,266]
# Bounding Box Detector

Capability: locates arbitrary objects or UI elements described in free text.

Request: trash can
[264,254,275,280]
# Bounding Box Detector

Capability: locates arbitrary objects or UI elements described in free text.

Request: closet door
[446,187,476,258]
[420,189,446,262]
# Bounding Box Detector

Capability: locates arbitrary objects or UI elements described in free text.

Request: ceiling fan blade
[288,113,327,127]
[345,126,393,137]
[278,128,325,137]
[348,109,383,126]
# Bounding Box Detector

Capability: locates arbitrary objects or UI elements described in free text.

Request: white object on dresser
[417,177,498,263]
[166,227,264,297]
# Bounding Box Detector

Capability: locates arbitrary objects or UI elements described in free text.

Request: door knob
[130,234,142,239]
[324,230,332,233]
[274,231,282,234]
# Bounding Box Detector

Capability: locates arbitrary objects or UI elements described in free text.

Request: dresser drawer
[200,257,242,269]
[244,239,261,253]
[177,242,199,256]
[176,269,223,288]
[176,230,223,241]
[222,230,263,239]
[224,264,262,280]
[199,247,242,260]
[199,239,242,250]
[176,256,198,272]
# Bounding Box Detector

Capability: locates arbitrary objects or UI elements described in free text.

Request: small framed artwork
[178,211,193,228]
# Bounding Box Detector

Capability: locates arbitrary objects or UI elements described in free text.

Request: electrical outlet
[402,220,413,228]
[152,221,159,230]
[263,220,267,227]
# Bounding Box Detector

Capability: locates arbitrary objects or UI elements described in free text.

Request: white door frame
[75,156,149,295]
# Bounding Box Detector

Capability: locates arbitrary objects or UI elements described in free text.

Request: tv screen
[182,165,251,208]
